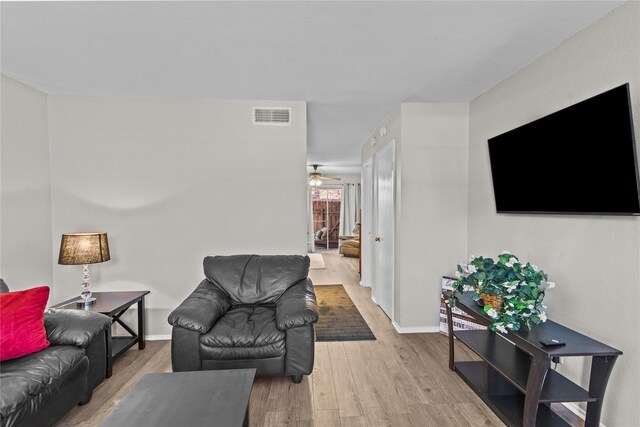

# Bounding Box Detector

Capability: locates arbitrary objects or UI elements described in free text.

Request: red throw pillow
[0,286,50,361]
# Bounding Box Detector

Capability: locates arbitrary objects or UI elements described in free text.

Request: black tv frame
[488,83,640,216]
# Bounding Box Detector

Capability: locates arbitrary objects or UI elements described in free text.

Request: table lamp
[58,232,110,305]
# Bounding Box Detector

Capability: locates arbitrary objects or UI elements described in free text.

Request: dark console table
[52,291,150,377]
[445,291,621,427]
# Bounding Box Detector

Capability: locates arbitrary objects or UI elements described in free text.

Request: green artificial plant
[449,251,554,333]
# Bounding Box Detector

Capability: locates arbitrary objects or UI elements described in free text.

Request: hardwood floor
[54,252,579,426]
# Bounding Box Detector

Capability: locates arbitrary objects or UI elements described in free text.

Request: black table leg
[522,354,550,427]
[585,355,618,427]
[446,303,455,371]
[138,297,146,350]
[105,327,113,378]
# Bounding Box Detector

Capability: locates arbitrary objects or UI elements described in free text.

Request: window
[312,187,341,250]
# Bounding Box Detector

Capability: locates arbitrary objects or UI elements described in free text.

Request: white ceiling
[0,1,623,175]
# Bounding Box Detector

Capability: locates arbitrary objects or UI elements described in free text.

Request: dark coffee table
[100,369,255,427]
[52,291,150,377]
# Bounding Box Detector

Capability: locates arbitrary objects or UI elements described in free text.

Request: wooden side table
[52,291,150,377]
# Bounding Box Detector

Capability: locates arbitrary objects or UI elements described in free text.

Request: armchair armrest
[276,279,319,331]
[168,279,231,334]
[45,309,111,348]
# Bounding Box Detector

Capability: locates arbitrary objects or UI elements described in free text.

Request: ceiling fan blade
[307,164,341,181]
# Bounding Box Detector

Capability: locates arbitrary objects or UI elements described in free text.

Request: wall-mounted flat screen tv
[488,83,640,215]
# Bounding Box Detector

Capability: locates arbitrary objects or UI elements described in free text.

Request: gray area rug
[314,285,376,342]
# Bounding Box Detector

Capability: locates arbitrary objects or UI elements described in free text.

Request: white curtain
[340,183,361,236]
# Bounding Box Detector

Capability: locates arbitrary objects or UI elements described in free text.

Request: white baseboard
[359,281,371,287]
[371,295,378,304]
[392,321,440,334]
[561,403,603,427]
[145,334,171,341]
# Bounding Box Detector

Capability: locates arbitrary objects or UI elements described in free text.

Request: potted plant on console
[449,251,554,333]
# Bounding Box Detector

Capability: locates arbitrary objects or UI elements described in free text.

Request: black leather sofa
[169,255,318,383]
[0,281,111,427]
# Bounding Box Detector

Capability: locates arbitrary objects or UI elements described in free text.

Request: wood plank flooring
[54,252,580,426]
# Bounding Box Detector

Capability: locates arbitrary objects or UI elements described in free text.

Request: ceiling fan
[308,164,341,186]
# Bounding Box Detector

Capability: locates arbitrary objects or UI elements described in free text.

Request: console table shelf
[455,331,596,403]
[455,362,569,427]
[445,292,621,427]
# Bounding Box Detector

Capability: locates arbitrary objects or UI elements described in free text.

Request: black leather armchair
[168,255,318,383]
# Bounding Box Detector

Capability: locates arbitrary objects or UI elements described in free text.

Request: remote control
[539,338,566,347]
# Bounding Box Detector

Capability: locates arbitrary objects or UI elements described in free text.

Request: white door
[361,159,373,286]
[374,142,394,318]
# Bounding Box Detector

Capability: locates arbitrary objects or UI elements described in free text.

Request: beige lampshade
[58,233,111,265]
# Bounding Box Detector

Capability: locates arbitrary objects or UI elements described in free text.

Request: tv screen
[488,84,640,215]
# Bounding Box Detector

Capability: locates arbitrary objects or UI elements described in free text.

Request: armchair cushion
[168,280,232,334]
[45,309,111,348]
[203,255,310,305]
[276,279,319,331]
[200,307,285,360]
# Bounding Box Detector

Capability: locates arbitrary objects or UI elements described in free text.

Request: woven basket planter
[480,293,503,310]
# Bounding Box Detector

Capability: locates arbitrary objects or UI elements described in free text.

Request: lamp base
[76,297,96,307]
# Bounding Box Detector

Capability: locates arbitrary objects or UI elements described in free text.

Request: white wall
[47,95,308,335]
[0,75,53,292]
[467,2,639,426]
[361,103,469,331]
[398,103,468,329]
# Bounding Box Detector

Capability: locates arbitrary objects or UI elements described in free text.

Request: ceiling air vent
[253,107,291,126]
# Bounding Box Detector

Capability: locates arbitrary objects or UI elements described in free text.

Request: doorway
[373,141,394,319]
[361,160,373,286]
[311,187,341,251]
